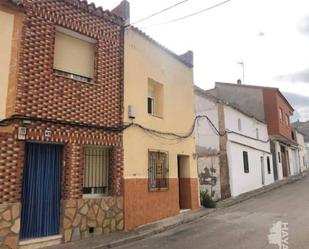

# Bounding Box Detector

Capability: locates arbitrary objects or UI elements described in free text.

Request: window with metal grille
[243,151,249,173]
[83,146,110,197]
[148,151,169,190]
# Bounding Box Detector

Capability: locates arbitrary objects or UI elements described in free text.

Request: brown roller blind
[83,146,110,188]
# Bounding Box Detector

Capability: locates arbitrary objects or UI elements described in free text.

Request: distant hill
[292,121,309,143]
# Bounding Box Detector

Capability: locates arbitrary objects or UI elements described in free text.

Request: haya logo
[268,221,289,249]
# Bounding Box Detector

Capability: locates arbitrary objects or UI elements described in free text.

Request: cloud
[299,15,309,36]
[283,92,309,121]
[275,68,309,83]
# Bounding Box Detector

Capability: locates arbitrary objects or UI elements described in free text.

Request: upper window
[53,27,96,83]
[279,108,283,121]
[243,151,249,173]
[148,79,164,117]
[291,131,295,140]
[147,97,154,115]
[148,151,169,190]
[285,114,290,126]
[238,118,242,132]
[83,146,110,197]
[267,156,271,174]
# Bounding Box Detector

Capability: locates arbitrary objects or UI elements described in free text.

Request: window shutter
[54,31,96,78]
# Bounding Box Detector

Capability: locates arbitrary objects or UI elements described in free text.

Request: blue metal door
[20,143,63,239]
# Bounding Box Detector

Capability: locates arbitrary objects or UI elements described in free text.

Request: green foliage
[200,190,216,208]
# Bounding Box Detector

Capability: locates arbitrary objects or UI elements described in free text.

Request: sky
[93,0,309,121]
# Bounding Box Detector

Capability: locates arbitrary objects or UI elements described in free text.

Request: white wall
[288,147,300,175]
[195,93,221,200]
[306,143,309,168]
[224,105,274,197]
[296,131,308,171]
[195,94,275,198]
[224,106,271,153]
[227,141,274,197]
[195,94,219,152]
[273,141,284,180]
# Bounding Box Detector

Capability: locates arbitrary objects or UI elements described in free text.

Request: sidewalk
[48,170,309,249]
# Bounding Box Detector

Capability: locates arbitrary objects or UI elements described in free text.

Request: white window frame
[148,96,155,115]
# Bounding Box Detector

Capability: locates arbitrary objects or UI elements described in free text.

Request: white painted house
[195,87,274,198]
[306,143,309,168]
[294,130,308,172]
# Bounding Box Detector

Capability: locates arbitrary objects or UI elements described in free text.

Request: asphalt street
[116,175,309,249]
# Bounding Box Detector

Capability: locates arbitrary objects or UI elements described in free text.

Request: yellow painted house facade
[0,1,23,121]
[123,27,199,229]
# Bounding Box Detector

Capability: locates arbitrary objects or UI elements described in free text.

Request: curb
[217,170,309,209]
[48,171,309,249]
[93,209,216,249]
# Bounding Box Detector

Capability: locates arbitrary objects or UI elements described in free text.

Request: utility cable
[142,0,233,29]
[0,114,270,143]
[131,0,191,25]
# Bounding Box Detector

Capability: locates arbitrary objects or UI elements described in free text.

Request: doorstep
[19,235,62,249]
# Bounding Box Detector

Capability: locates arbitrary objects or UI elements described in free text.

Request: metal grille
[148,151,169,190]
[83,146,110,194]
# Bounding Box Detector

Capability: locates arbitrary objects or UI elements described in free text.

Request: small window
[238,118,242,132]
[267,156,271,174]
[53,27,96,83]
[148,151,169,190]
[279,108,283,121]
[83,146,110,197]
[148,79,164,117]
[243,151,249,173]
[285,114,290,126]
[256,128,259,139]
[291,131,295,140]
[278,152,281,163]
[147,97,154,115]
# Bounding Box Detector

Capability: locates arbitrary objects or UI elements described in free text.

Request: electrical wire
[141,0,233,29]
[131,0,191,25]
[0,114,270,143]
[0,115,131,132]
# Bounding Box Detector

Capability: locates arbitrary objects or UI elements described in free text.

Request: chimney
[112,0,130,25]
[237,79,242,85]
[179,50,193,66]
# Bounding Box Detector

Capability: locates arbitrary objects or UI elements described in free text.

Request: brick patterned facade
[0,0,125,247]
[0,128,24,204]
[263,88,294,141]
[1,0,124,202]
[16,0,123,126]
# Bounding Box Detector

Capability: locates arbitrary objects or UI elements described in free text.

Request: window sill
[83,194,109,199]
[54,72,96,85]
[148,113,163,119]
[149,187,169,192]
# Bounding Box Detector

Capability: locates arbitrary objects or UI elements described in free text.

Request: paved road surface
[117,175,309,249]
